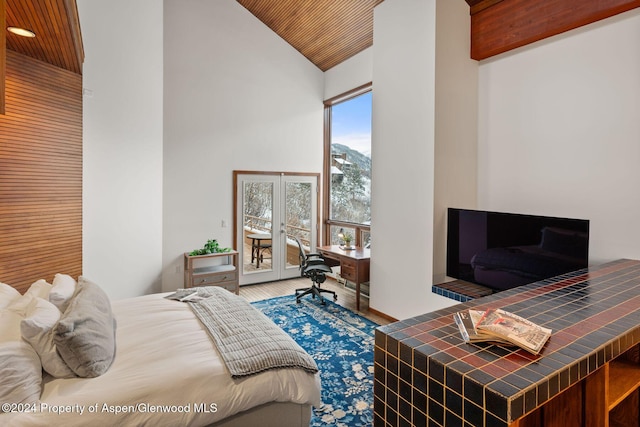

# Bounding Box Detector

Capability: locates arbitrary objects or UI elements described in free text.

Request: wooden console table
[317,245,370,311]
[374,259,640,426]
[183,251,239,294]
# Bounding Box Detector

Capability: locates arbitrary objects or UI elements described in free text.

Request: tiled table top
[374,259,640,426]
[432,279,494,302]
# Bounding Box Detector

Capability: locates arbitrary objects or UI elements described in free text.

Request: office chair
[294,237,337,305]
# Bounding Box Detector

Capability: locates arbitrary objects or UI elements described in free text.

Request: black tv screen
[446,208,589,292]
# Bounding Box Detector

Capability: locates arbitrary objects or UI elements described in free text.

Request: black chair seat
[303,264,332,274]
[294,237,337,306]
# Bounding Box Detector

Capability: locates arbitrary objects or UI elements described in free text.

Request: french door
[234,172,319,286]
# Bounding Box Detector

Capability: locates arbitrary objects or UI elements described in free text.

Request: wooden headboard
[0,51,82,294]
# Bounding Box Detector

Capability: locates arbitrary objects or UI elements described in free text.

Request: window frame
[323,82,372,247]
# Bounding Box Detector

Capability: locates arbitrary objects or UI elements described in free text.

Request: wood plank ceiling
[4,0,83,74]
[5,0,640,75]
[236,0,384,72]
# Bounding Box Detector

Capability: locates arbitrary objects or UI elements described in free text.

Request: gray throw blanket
[188,287,318,379]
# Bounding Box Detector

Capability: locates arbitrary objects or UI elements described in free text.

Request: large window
[324,84,372,247]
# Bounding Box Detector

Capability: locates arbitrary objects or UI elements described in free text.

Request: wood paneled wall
[1,0,6,115]
[0,50,82,294]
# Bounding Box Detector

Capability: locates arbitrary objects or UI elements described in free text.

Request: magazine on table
[165,288,206,302]
[454,308,551,354]
[454,309,510,345]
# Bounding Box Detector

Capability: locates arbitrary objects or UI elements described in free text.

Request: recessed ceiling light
[7,27,36,38]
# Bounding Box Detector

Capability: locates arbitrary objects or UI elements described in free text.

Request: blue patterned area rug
[252,295,379,427]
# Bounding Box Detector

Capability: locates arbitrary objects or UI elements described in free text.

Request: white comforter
[3,293,321,426]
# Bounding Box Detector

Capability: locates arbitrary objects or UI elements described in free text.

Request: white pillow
[25,279,52,300]
[6,280,53,316]
[0,309,23,341]
[0,282,20,309]
[5,293,35,317]
[0,309,43,404]
[49,274,77,311]
[21,298,75,379]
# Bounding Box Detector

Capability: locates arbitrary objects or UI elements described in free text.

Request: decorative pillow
[0,309,43,404]
[49,273,77,312]
[54,277,116,378]
[21,297,76,379]
[0,282,21,309]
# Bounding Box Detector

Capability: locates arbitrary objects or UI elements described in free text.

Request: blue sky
[331,91,372,157]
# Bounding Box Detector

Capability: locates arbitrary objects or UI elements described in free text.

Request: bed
[0,276,321,427]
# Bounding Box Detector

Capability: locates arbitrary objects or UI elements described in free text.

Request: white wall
[478,9,640,265]
[372,0,456,320]
[79,0,164,299]
[324,48,373,100]
[432,0,478,284]
[162,0,324,291]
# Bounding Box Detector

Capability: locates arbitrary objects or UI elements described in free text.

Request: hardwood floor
[240,276,392,326]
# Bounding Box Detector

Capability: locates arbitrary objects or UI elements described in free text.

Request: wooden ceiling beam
[64,0,84,67]
[469,0,640,60]
[465,0,505,15]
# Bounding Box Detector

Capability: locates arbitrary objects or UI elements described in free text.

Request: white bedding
[2,293,321,426]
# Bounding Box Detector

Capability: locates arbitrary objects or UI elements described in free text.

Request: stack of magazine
[453,308,552,355]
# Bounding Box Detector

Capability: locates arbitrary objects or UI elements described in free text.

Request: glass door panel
[239,176,279,284]
[236,173,318,285]
[281,177,316,279]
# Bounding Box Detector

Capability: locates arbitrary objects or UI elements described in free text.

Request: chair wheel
[296,298,301,304]
[333,294,338,300]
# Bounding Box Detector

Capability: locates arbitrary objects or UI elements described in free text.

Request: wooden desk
[317,245,370,311]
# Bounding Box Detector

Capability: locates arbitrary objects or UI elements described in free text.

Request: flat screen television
[446,208,589,292]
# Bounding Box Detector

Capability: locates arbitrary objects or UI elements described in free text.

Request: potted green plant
[189,239,232,256]
[342,232,353,248]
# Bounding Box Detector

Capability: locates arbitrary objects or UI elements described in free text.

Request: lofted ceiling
[236,0,384,72]
[5,0,83,74]
[6,0,634,77]
[6,0,381,75]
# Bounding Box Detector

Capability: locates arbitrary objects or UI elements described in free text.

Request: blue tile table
[374,259,640,426]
